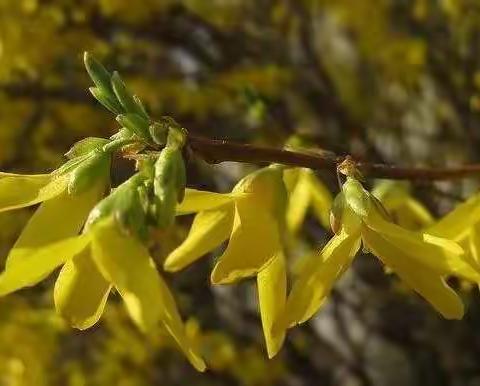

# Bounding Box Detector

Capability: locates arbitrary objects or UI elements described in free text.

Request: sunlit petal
[280,232,361,328]
[6,182,105,268]
[54,247,111,330]
[362,227,464,319]
[177,188,240,215]
[211,198,281,284]
[0,173,68,213]
[91,219,206,371]
[365,210,479,281]
[0,235,90,296]
[164,206,234,272]
[257,252,287,358]
[286,171,311,233]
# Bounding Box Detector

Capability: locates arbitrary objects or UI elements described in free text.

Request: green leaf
[116,113,151,140]
[111,71,143,115]
[84,52,114,95]
[89,87,123,115]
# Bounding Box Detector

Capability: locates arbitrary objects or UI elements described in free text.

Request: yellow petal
[362,227,464,319]
[177,189,240,215]
[54,247,111,330]
[6,182,104,268]
[164,207,234,272]
[211,197,281,284]
[0,235,90,296]
[365,209,479,281]
[286,171,311,233]
[468,225,480,269]
[257,251,287,358]
[283,168,300,192]
[91,219,206,371]
[404,197,434,226]
[306,170,332,229]
[427,192,480,241]
[279,232,361,328]
[0,173,68,213]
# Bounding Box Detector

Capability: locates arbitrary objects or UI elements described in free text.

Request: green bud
[89,87,123,115]
[148,122,168,145]
[54,153,92,176]
[65,137,110,159]
[68,151,111,195]
[342,177,370,218]
[116,113,151,140]
[153,147,186,228]
[85,173,148,239]
[84,52,113,95]
[111,71,144,116]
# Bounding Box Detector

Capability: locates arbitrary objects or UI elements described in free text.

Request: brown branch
[187,135,480,181]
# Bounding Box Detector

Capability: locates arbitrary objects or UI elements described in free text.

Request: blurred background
[2,0,480,385]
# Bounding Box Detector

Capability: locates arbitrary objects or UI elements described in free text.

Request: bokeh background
[2,1,480,385]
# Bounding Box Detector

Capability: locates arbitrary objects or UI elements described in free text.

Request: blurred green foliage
[3,0,480,385]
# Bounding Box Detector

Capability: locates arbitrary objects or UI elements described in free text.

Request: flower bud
[330,193,345,235]
[89,87,123,115]
[68,151,111,195]
[116,113,151,140]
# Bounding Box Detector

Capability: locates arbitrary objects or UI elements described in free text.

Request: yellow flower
[0,215,206,372]
[284,168,332,232]
[0,168,108,273]
[278,177,479,331]
[164,166,287,358]
[372,180,433,230]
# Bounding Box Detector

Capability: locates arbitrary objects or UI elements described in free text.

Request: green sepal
[89,87,123,115]
[54,154,92,176]
[116,113,151,140]
[65,137,110,159]
[85,173,149,240]
[330,192,345,234]
[149,122,168,145]
[84,52,114,96]
[342,177,370,218]
[111,71,144,116]
[133,95,149,120]
[68,151,111,195]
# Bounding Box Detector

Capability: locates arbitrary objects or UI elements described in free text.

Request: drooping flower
[372,180,433,230]
[283,168,333,233]
[164,166,288,358]
[0,150,111,272]
[278,177,479,331]
[0,174,206,371]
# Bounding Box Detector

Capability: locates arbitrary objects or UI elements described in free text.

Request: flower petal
[286,171,311,233]
[54,247,111,330]
[0,173,68,212]
[0,235,90,296]
[176,189,240,215]
[91,219,206,371]
[211,198,281,284]
[427,192,480,241]
[6,182,105,268]
[257,251,287,358]
[164,207,234,272]
[362,227,464,319]
[279,232,361,328]
[307,171,333,229]
[365,210,479,281]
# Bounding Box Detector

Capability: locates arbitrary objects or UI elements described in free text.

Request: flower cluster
[1,54,480,371]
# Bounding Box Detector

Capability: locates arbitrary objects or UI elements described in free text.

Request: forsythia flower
[0,162,109,274]
[284,168,333,232]
[164,166,288,358]
[373,180,433,230]
[0,206,205,371]
[278,177,480,331]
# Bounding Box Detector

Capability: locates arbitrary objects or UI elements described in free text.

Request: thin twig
[186,135,480,181]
